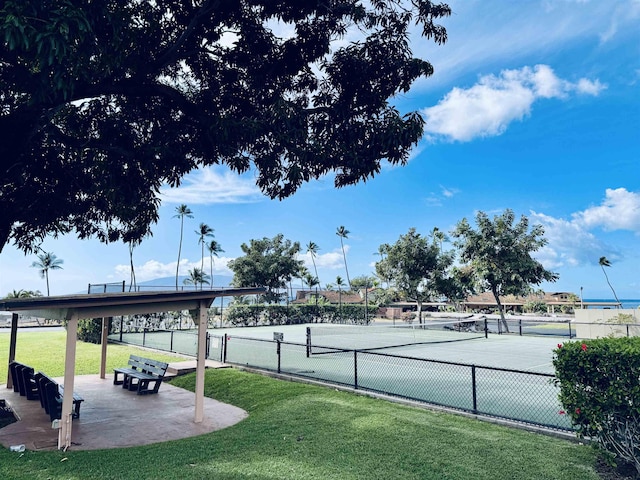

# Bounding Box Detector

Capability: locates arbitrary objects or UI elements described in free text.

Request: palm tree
[336,226,351,288]
[196,223,214,279]
[304,273,319,289]
[306,241,321,289]
[335,275,345,312]
[4,289,33,298]
[429,227,448,252]
[31,252,63,296]
[374,244,388,261]
[374,243,390,287]
[231,295,252,306]
[207,240,224,287]
[298,265,310,290]
[183,267,210,290]
[599,256,621,306]
[173,204,193,289]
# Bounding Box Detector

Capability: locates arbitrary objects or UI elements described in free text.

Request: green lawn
[0,330,183,384]
[0,331,600,480]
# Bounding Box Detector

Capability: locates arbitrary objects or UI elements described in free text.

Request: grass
[0,331,601,479]
[0,331,183,384]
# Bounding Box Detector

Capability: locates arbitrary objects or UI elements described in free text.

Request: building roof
[0,288,266,320]
[1,287,265,450]
[292,289,363,305]
[462,291,620,308]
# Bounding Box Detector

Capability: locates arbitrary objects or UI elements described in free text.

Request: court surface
[211,322,568,374]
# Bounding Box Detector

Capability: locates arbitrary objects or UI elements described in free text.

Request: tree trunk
[176,219,184,290]
[417,299,423,324]
[601,267,621,305]
[491,286,509,333]
[0,224,10,255]
[340,239,351,287]
[129,243,136,291]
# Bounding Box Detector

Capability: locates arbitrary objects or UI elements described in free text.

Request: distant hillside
[136,275,233,290]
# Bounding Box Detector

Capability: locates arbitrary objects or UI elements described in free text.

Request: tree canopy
[228,234,303,303]
[375,228,451,323]
[0,0,451,254]
[452,209,559,331]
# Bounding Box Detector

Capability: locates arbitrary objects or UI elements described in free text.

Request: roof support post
[6,313,18,390]
[59,312,79,450]
[99,317,110,379]
[195,300,208,423]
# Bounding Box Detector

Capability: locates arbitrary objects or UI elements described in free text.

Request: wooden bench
[8,361,20,393]
[35,372,84,422]
[9,361,40,400]
[113,355,169,395]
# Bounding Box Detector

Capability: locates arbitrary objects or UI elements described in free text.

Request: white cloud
[598,0,640,43]
[422,65,606,142]
[574,188,640,231]
[412,1,639,90]
[114,259,177,281]
[114,256,234,282]
[440,185,459,198]
[530,188,640,269]
[300,247,348,271]
[575,78,606,96]
[423,185,459,207]
[160,166,263,205]
[531,211,608,268]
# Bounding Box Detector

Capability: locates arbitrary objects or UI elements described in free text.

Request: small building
[462,291,619,314]
[292,289,363,305]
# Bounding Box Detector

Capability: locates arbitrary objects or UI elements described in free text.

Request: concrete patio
[0,370,247,451]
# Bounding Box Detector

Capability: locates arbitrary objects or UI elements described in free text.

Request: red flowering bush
[553,337,640,474]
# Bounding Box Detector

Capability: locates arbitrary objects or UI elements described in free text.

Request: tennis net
[307,320,487,355]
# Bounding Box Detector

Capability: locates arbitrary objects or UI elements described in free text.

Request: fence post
[306,327,311,357]
[277,340,281,373]
[119,316,123,342]
[223,335,228,363]
[471,365,478,413]
[170,331,174,352]
[569,321,573,339]
[484,318,488,339]
[518,319,522,336]
[354,350,358,389]
[142,327,147,347]
[206,332,210,359]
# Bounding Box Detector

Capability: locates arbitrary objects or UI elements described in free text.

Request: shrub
[553,337,640,474]
[524,300,547,314]
[226,305,263,326]
[224,304,377,326]
[75,318,112,344]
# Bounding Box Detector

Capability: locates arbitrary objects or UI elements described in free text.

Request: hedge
[225,304,378,326]
[553,337,640,474]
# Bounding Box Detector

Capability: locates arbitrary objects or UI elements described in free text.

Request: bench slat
[35,372,83,421]
[113,354,169,395]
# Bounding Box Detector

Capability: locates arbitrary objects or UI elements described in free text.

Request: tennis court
[217,321,561,373]
[112,321,572,430]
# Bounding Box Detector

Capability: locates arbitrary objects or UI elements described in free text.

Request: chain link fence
[218,336,570,431]
[112,329,573,432]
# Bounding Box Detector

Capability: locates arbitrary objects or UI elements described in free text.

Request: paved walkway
[0,373,247,451]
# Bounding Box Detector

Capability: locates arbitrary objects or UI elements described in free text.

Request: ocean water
[585,299,640,309]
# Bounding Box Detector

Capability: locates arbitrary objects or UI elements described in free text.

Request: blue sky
[1,0,639,299]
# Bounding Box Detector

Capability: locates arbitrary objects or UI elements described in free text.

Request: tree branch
[153,0,221,70]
